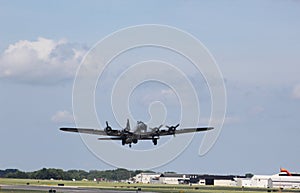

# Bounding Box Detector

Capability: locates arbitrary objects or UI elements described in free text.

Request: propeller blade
[151,124,163,133]
[166,123,180,131]
[105,121,112,131]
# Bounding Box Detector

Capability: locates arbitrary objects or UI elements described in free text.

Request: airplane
[60,119,213,147]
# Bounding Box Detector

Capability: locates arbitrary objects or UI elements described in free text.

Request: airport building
[133,173,161,184]
[195,175,241,186]
[236,169,300,189]
[133,168,300,189]
[159,173,189,184]
[159,173,244,185]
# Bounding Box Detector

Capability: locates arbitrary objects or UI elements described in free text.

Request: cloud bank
[0,37,87,84]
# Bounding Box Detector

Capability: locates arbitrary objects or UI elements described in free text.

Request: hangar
[133,173,161,184]
[159,173,189,184]
[159,173,245,185]
[237,169,300,189]
[132,168,300,189]
[190,174,243,186]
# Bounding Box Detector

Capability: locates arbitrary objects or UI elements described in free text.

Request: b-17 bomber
[60,119,213,148]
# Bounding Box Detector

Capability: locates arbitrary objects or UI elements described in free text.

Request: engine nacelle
[105,121,112,132]
[105,127,112,132]
[167,124,180,132]
[125,138,133,144]
[124,138,138,144]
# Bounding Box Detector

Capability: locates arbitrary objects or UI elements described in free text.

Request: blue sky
[0,0,300,175]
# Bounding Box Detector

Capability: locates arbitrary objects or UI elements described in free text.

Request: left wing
[140,126,213,138]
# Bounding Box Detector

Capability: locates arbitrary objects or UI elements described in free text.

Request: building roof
[138,173,160,175]
[160,173,246,180]
[160,173,186,178]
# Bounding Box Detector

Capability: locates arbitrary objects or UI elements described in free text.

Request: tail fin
[125,119,130,131]
[280,168,292,176]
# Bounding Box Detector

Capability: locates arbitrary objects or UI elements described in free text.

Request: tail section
[125,119,131,131]
[280,168,292,176]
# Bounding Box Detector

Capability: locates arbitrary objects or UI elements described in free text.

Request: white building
[251,175,272,188]
[236,178,252,187]
[133,173,160,184]
[270,172,300,189]
[214,179,237,186]
[237,170,300,189]
[160,174,238,186]
[159,174,189,184]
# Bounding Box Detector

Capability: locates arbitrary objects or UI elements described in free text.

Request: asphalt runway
[0,185,153,193]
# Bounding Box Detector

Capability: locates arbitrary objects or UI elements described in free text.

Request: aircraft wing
[60,127,107,136]
[97,137,122,140]
[172,127,214,135]
[141,126,213,137]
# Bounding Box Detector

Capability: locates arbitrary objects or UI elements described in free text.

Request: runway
[0,184,153,193]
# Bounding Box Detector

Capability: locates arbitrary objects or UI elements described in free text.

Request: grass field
[1,178,300,193]
[0,191,44,193]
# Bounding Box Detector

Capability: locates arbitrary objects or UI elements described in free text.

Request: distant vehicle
[60,119,213,147]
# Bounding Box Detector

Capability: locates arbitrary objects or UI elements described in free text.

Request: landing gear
[152,138,157,145]
[129,144,132,148]
[122,138,126,146]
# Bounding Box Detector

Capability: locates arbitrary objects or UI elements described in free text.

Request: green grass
[1,178,300,193]
[0,191,44,193]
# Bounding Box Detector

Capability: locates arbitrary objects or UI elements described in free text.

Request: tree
[0,168,155,181]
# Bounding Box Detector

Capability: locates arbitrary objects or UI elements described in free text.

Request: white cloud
[292,84,300,99]
[0,37,87,84]
[51,110,74,123]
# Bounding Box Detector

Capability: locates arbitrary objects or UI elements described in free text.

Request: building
[134,169,300,189]
[190,174,243,186]
[236,178,252,187]
[270,171,300,189]
[133,173,160,184]
[249,175,272,188]
[159,173,244,186]
[159,173,189,184]
[236,169,300,189]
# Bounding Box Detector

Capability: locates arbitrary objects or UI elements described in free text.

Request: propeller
[166,123,180,132]
[166,123,180,137]
[105,121,112,132]
[151,124,163,133]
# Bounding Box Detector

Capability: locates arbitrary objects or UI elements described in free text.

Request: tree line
[0,168,154,181]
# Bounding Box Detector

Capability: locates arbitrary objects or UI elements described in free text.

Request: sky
[0,0,300,175]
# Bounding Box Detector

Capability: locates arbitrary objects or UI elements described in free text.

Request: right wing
[60,127,114,136]
[171,127,214,135]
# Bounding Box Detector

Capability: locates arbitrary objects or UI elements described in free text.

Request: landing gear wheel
[122,139,126,146]
[153,139,157,145]
[129,144,132,148]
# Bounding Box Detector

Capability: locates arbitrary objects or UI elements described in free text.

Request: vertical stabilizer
[280,168,292,176]
[125,119,130,131]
